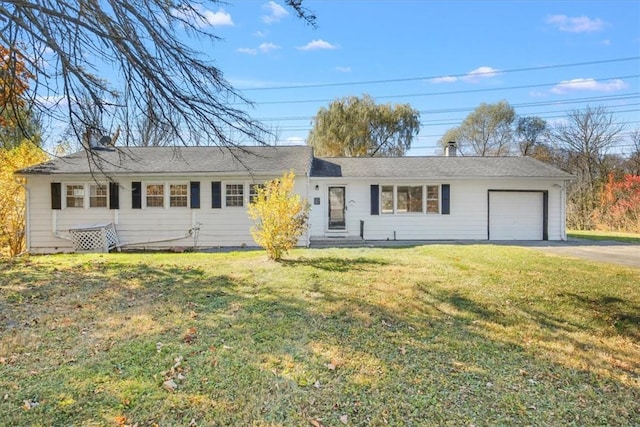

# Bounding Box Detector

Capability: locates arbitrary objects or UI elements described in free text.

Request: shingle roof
[18,145,572,180]
[17,146,314,176]
[311,156,573,179]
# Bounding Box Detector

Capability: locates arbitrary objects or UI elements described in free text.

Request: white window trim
[426,184,441,215]
[224,182,245,208]
[144,182,166,209]
[249,182,265,204]
[64,182,86,209]
[169,182,189,208]
[380,184,441,215]
[89,183,109,209]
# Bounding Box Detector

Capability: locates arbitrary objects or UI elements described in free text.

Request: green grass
[1,246,639,426]
[568,229,640,244]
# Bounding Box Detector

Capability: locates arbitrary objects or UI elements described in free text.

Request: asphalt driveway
[310,237,640,269]
[523,238,640,269]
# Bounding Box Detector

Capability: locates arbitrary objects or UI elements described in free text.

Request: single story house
[16,144,573,253]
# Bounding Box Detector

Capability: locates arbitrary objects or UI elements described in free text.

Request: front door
[328,186,346,230]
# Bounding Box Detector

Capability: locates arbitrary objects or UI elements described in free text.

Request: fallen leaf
[163,379,178,392]
[310,419,323,427]
[313,380,321,389]
[115,415,128,426]
[156,342,163,353]
[183,327,197,344]
[339,414,348,424]
[23,399,39,410]
[326,362,336,371]
[399,346,406,355]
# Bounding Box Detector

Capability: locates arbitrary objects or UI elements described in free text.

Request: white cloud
[259,42,281,53]
[430,75,458,84]
[262,1,288,24]
[550,78,628,94]
[462,66,500,82]
[254,30,267,38]
[546,15,604,33]
[430,66,500,84]
[172,5,233,28]
[237,47,258,55]
[297,39,338,51]
[336,66,351,73]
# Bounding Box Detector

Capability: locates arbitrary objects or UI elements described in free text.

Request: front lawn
[568,229,640,244]
[1,246,638,426]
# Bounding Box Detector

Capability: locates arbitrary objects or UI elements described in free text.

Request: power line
[238,56,640,91]
[253,74,640,105]
[255,93,640,122]
[271,113,640,132]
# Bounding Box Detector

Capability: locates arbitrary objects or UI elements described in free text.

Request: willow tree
[308,94,420,157]
[0,1,314,147]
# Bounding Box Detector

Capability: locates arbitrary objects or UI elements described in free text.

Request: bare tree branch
[0,0,315,148]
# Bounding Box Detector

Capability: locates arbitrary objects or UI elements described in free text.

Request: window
[89,184,108,208]
[66,184,84,208]
[249,183,264,204]
[397,186,423,213]
[226,184,244,207]
[427,185,440,214]
[170,184,188,207]
[381,186,394,214]
[380,184,440,214]
[146,184,164,207]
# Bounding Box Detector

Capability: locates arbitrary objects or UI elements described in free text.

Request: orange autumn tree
[0,45,46,256]
[1,45,33,130]
[594,174,640,233]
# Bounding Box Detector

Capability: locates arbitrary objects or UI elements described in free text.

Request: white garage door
[489,191,544,240]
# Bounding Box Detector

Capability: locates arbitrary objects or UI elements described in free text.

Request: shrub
[247,171,309,261]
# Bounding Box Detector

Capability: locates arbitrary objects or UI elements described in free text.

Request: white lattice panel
[69,223,119,253]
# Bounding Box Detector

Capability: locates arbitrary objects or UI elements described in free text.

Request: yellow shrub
[0,141,48,256]
[247,171,309,261]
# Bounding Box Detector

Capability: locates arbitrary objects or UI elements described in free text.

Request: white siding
[26,172,567,253]
[309,178,567,241]
[26,174,308,253]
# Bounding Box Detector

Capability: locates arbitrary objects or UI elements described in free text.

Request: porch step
[308,236,369,248]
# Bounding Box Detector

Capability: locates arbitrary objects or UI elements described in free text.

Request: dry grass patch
[1,247,639,426]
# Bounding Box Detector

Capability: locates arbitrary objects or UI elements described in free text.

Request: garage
[489,191,547,240]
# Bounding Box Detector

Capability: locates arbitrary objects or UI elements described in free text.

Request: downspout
[17,179,31,255]
[561,180,568,241]
[51,210,72,241]
[306,170,311,247]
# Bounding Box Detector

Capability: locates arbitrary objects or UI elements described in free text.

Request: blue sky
[191,0,639,156]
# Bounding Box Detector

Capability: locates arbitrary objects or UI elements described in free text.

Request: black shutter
[109,182,119,209]
[441,184,450,215]
[370,185,379,215]
[51,182,62,210]
[211,181,221,209]
[190,181,200,209]
[132,181,142,209]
